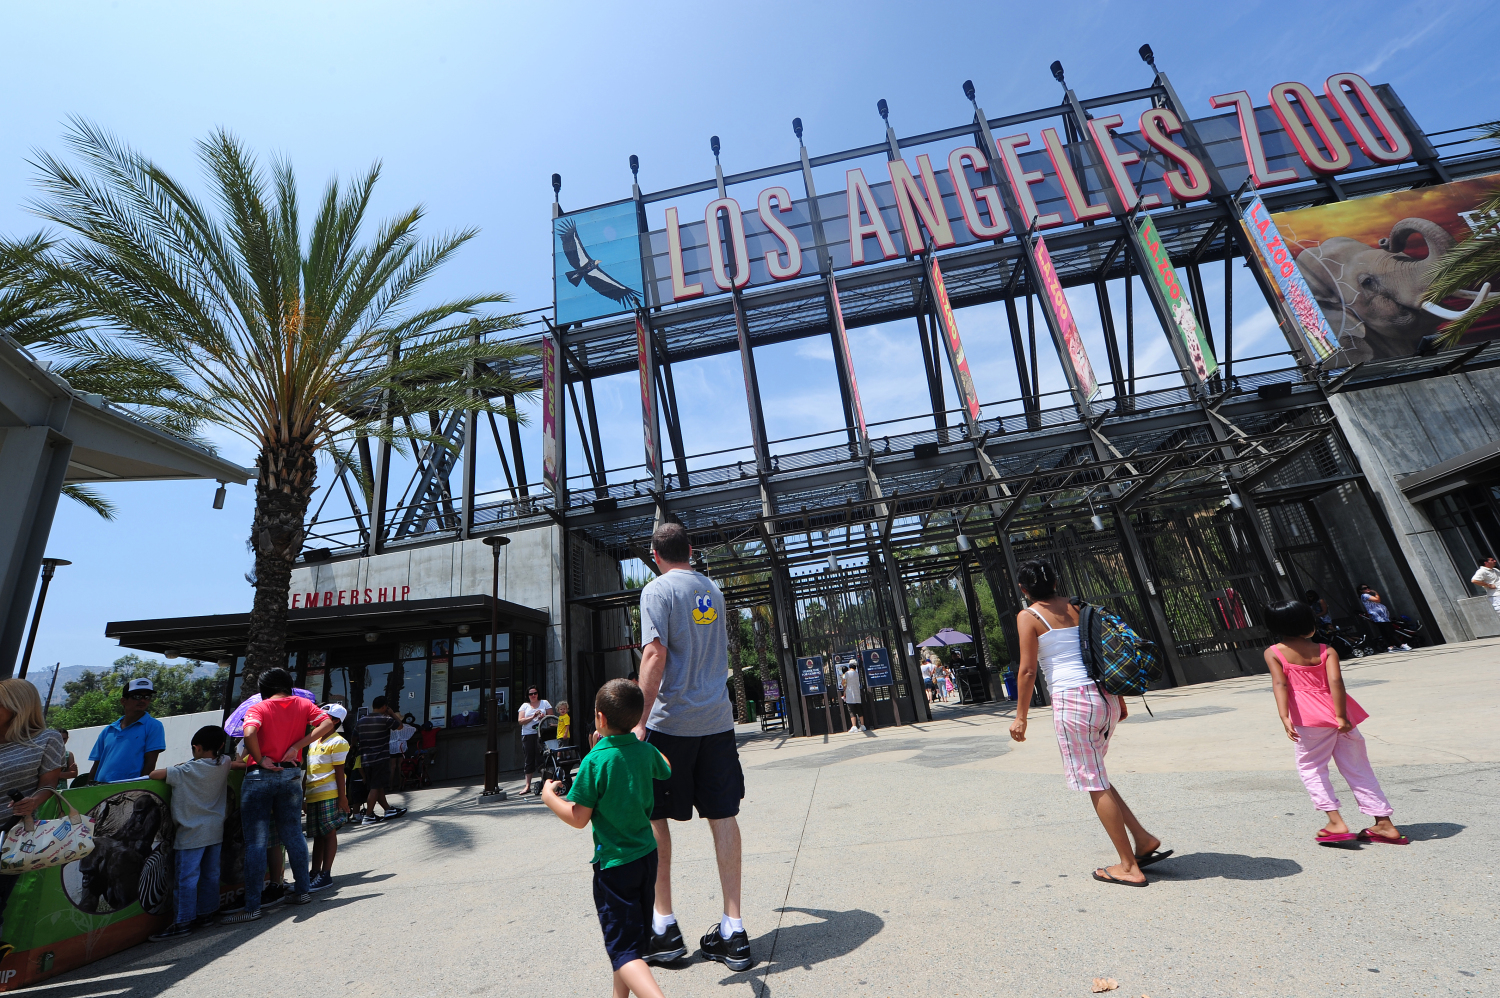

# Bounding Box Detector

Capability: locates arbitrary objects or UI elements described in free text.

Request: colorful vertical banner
[827,274,869,448]
[927,255,983,424]
[541,334,559,492]
[1240,194,1339,364]
[1132,214,1218,381]
[1030,234,1101,402]
[635,313,661,489]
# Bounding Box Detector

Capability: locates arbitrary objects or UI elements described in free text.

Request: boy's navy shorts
[593,850,658,971]
[643,729,744,822]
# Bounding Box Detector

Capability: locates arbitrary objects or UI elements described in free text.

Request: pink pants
[1293,725,1393,816]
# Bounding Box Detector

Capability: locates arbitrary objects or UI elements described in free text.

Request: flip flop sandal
[1093,869,1149,887]
[1316,831,1359,844]
[1357,829,1410,845]
[1136,849,1174,868]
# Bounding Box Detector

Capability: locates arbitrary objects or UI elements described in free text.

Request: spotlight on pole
[551,173,561,203]
[213,482,226,509]
[1139,43,1156,69]
[17,557,70,680]
[962,79,976,105]
[828,551,839,574]
[955,533,972,552]
[710,135,721,160]
[1091,514,1106,532]
[629,154,639,181]
[792,117,803,141]
[877,98,889,122]
[1227,492,1244,510]
[1050,60,1066,85]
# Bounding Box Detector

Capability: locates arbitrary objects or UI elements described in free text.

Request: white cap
[322,703,348,722]
[125,678,155,694]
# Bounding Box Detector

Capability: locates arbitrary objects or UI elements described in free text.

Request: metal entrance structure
[294,54,1500,736]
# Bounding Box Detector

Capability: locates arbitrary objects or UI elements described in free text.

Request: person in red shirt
[223,668,334,923]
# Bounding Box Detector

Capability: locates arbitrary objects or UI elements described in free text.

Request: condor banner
[554,201,646,325]
[1262,173,1500,365]
[1132,213,1218,381]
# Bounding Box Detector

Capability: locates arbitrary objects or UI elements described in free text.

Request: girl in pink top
[1263,600,1406,845]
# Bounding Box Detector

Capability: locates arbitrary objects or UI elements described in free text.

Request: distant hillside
[25,661,220,706]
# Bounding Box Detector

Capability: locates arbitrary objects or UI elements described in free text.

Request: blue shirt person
[89,677,167,783]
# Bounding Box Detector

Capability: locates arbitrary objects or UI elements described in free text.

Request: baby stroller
[1392,614,1423,648]
[536,715,582,795]
[1317,622,1369,659]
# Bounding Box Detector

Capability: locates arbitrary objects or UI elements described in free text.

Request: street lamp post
[481,535,511,797]
[18,558,71,680]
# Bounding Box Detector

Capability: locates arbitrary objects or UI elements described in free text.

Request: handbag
[0,788,95,873]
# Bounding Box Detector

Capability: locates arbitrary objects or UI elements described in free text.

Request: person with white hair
[0,678,65,958]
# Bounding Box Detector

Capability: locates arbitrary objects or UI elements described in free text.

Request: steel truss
[295,67,1500,735]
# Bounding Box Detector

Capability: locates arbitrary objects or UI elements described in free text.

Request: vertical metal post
[460,325,479,539]
[17,560,63,680]
[1223,239,1234,383]
[1125,254,1136,396]
[369,347,395,556]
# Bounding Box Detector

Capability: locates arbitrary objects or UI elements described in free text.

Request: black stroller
[1317,622,1370,659]
[536,715,582,794]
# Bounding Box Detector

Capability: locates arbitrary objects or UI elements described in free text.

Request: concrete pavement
[20,639,1499,998]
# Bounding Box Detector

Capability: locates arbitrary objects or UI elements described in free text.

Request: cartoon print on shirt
[692,592,717,625]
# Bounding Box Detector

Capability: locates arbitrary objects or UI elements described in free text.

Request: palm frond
[61,484,117,520]
[1424,181,1500,345]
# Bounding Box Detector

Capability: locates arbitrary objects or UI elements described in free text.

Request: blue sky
[5,0,1495,676]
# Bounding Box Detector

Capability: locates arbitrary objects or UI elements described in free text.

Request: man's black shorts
[522,733,541,774]
[593,850,658,971]
[363,756,390,792]
[846,701,864,718]
[643,729,744,821]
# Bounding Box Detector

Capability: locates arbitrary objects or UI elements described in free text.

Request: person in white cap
[88,677,167,783]
[304,703,351,891]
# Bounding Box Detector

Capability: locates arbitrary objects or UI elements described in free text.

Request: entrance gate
[786,563,917,733]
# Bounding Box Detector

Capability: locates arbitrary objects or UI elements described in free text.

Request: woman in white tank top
[1008,560,1171,887]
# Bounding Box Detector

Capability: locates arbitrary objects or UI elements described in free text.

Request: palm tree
[30,121,531,690]
[2,234,206,519]
[725,606,747,723]
[1425,122,1500,344]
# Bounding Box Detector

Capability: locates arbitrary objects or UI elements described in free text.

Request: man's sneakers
[308,871,336,892]
[700,921,752,972]
[644,921,688,964]
[383,806,408,820]
[149,922,194,941]
[287,892,314,906]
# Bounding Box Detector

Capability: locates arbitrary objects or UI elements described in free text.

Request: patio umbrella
[917,627,973,647]
[223,688,319,738]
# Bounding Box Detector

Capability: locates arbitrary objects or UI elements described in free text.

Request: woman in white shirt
[1007,560,1170,887]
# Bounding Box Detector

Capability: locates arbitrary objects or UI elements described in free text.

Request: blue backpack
[1074,600,1163,699]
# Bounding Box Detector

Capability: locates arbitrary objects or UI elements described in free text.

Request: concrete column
[0,426,73,676]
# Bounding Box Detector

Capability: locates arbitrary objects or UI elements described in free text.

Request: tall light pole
[481,535,510,797]
[18,558,71,680]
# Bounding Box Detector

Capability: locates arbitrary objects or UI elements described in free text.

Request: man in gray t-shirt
[633,522,752,973]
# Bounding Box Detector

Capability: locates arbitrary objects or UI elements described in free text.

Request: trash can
[744,700,757,723]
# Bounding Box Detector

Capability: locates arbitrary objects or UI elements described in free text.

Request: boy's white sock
[720,914,744,938]
[651,910,676,935]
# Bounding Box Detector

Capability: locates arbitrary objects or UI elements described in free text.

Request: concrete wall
[289,525,631,705]
[65,708,222,777]
[1330,367,1500,643]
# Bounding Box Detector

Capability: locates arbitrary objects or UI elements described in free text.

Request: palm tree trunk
[242,434,318,698]
[753,607,770,681]
[726,607,747,724]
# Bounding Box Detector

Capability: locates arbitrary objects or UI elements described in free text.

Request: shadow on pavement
[1401,822,1465,840]
[751,736,1009,771]
[710,906,884,995]
[1146,852,1304,881]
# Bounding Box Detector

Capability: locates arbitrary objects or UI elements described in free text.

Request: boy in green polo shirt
[543,679,671,998]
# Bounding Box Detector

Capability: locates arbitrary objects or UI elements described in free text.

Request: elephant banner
[1266,173,1500,365]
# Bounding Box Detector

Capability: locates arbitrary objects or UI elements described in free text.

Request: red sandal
[1357,828,1410,845]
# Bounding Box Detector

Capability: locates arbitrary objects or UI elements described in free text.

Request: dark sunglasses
[126,691,155,700]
